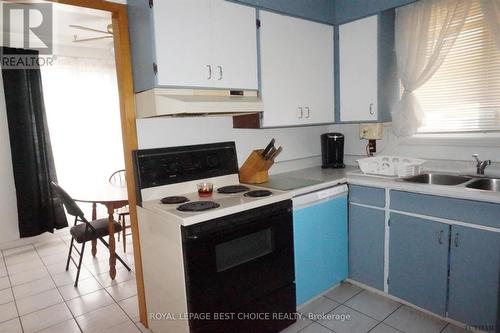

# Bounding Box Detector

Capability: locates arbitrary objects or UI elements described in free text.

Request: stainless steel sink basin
[401,173,472,185]
[465,178,500,192]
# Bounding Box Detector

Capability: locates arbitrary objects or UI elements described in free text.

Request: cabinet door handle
[438,230,443,244]
[207,65,212,80]
[218,66,223,80]
[297,107,303,119]
[454,232,459,247]
[305,107,310,118]
[369,103,374,115]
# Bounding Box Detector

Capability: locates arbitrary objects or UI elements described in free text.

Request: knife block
[239,150,274,184]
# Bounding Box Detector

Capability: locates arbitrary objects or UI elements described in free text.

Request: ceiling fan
[69,24,113,43]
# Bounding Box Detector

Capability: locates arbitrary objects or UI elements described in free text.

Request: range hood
[135,88,263,118]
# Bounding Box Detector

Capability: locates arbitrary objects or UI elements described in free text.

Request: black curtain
[2,47,67,237]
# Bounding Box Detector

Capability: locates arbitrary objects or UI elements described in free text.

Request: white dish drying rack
[357,156,426,177]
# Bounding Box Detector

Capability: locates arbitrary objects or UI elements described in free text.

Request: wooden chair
[109,169,131,252]
[50,181,131,287]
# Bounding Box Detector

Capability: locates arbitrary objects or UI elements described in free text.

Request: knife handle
[261,138,275,157]
[265,147,277,160]
[270,146,282,161]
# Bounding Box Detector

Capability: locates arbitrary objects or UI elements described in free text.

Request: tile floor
[0,233,149,333]
[280,283,471,333]
[0,235,472,333]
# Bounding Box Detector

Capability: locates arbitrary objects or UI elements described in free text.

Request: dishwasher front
[292,184,348,306]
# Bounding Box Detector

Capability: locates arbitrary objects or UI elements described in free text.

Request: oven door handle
[182,204,292,242]
[184,217,280,242]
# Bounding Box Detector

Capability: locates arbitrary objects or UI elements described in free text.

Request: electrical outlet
[368,139,377,155]
[359,123,383,140]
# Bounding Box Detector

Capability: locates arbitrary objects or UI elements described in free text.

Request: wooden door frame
[46,0,147,327]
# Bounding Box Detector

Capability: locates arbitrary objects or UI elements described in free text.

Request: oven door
[181,200,295,325]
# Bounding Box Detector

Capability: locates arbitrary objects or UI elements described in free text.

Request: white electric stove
[133,142,297,333]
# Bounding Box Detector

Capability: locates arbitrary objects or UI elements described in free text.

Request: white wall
[0,71,20,243]
[329,122,500,174]
[136,117,500,177]
[137,117,330,174]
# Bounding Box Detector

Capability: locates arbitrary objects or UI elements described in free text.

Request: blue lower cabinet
[348,204,385,290]
[388,213,449,316]
[293,195,348,305]
[448,225,500,331]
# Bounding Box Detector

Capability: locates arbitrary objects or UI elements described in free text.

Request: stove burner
[244,190,273,198]
[177,201,220,212]
[217,185,250,194]
[161,196,189,204]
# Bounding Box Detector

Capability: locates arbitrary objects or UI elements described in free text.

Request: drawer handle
[207,65,212,80]
[297,107,303,119]
[218,65,223,80]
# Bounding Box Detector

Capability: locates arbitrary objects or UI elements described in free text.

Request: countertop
[261,166,500,205]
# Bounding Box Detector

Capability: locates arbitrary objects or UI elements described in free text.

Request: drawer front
[349,185,385,207]
[390,190,500,229]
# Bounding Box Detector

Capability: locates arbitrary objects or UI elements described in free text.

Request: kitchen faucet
[472,154,491,175]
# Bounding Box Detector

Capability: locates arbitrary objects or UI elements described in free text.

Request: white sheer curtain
[41,56,124,203]
[392,0,472,137]
[481,0,500,50]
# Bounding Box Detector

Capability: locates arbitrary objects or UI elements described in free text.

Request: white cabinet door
[260,11,304,127]
[211,0,258,90]
[339,15,378,122]
[260,11,334,127]
[153,0,212,88]
[296,18,334,125]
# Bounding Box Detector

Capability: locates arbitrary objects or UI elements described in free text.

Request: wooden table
[72,183,128,280]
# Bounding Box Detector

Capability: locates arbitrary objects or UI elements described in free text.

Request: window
[415,0,500,133]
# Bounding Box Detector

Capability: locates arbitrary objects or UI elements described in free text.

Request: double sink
[400,173,500,192]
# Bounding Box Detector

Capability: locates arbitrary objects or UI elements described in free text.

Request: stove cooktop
[141,182,292,226]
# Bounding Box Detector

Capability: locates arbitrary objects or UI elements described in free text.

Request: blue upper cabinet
[334,0,417,24]
[388,213,449,316]
[448,225,500,330]
[231,0,416,25]
[128,0,258,92]
[127,0,156,92]
[229,0,335,24]
[336,10,397,123]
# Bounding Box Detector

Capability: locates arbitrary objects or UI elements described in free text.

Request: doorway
[43,0,146,327]
[0,0,145,327]
[43,4,123,217]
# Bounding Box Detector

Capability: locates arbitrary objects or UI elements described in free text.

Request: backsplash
[333,123,500,176]
[136,116,329,174]
[136,117,500,176]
